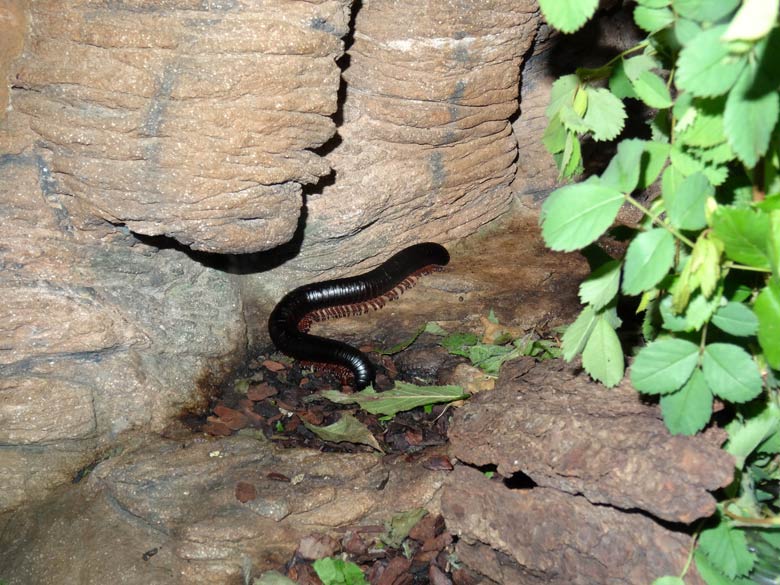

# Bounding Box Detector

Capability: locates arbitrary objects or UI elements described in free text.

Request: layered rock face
[10,0,350,253]
[276,0,539,278]
[0,0,352,514]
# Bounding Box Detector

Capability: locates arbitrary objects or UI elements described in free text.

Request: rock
[0,154,246,513]
[0,435,449,584]
[448,359,734,523]
[8,0,351,253]
[0,0,25,113]
[268,0,540,283]
[442,466,704,585]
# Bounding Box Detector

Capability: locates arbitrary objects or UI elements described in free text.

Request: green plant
[538,1,780,583]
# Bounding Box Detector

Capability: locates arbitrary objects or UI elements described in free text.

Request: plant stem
[603,41,650,69]
[724,261,772,273]
[624,194,696,247]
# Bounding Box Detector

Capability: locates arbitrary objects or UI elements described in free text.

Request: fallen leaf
[304,414,383,452]
[320,382,468,417]
[479,315,524,345]
[421,455,454,472]
[203,418,232,436]
[296,534,340,561]
[213,405,249,430]
[247,383,278,401]
[263,359,287,372]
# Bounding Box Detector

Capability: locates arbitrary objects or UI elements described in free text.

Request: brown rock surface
[448,359,734,524]
[271,0,540,282]
[443,466,703,585]
[0,0,25,112]
[8,0,350,253]
[0,434,449,585]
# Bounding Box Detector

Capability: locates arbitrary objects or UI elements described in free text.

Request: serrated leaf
[622,228,675,295]
[676,25,746,97]
[560,104,591,134]
[562,305,598,361]
[711,302,759,336]
[690,236,721,298]
[702,343,763,403]
[698,512,756,579]
[724,62,780,168]
[313,558,368,585]
[582,315,625,386]
[674,18,702,46]
[609,59,639,99]
[541,178,625,252]
[722,0,779,42]
[630,338,700,394]
[468,342,516,375]
[725,401,780,467]
[660,368,712,435]
[755,280,780,368]
[660,292,719,332]
[665,171,713,230]
[304,413,382,452]
[631,70,673,108]
[677,100,726,148]
[547,74,579,118]
[579,259,621,310]
[538,0,599,34]
[670,145,705,176]
[634,6,674,33]
[601,138,646,192]
[639,142,671,188]
[711,208,771,269]
[562,131,584,177]
[583,88,627,141]
[696,141,734,163]
[320,383,468,418]
[543,115,567,154]
[672,0,740,22]
[695,550,754,585]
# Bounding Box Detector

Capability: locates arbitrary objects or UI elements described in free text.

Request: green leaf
[303,413,383,452]
[660,292,720,332]
[609,59,639,99]
[725,401,780,467]
[637,0,670,6]
[601,138,646,192]
[711,302,759,336]
[630,338,700,394]
[424,321,448,336]
[583,88,627,141]
[538,0,599,34]
[674,18,702,46]
[561,131,584,177]
[547,75,579,118]
[722,0,779,42]
[579,259,621,310]
[711,208,771,269]
[676,25,746,97]
[702,343,763,403]
[724,62,780,168]
[631,70,673,108]
[320,383,468,418]
[634,6,674,33]
[440,332,479,357]
[562,305,598,360]
[754,280,780,368]
[665,171,713,230]
[622,228,675,295]
[677,100,726,148]
[542,115,567,154]
[660,368,712,435]
[313,557,369,585]
[468,342,517,375]
[541,178,625,252]
[639,142,671,188]
[698,512,756,579]
[695,550,753,585]
[582,315,625,387]
[672,0,740,22]
[651,578,685,585]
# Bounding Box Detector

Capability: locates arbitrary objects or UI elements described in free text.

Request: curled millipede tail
[268,243,450,390]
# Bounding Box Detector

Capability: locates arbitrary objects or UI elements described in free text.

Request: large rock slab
[443,466,703,585]
[0,435,449,585]
[8,0,351,253]
[448,358,734,523]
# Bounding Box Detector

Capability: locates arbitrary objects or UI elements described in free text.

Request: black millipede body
[268,242,450,390]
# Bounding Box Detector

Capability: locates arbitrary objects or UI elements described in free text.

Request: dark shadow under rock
[447,358,734,524]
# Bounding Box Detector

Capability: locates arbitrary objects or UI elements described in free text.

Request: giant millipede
[268,242,450,390]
